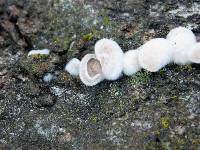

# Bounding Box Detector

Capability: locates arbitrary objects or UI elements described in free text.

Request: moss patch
[160,116,169,128]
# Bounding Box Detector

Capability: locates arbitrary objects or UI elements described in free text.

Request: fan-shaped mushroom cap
[123,50,141,76]
[188,43,200,63]
[138,38,174,72]
[65,58,80,76]
[79,54,104,86]
[167,27,197,65]
[95,38,124,80]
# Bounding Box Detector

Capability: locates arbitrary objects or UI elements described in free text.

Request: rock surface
[0,0,200,149]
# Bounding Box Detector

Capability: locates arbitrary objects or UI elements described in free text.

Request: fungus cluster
[64,26,200,86]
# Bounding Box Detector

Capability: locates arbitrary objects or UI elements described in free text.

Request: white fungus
[65,58,80,76]
[28,49,50,56]
[43,73,54,83]
[64,27,199,85]
[188,43,200,63]
[166,27,197,65]
[138,38,174,72]
[123,50,141,76]
[95,38,124,80]
[79,54,104,86]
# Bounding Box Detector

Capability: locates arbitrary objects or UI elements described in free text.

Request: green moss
[160,116,169,128]
[52,35,70,50]
[181,64,193,72]
[63,38,71,50]
[28,54,48,60]
[89,116,98,123]
[127,71,150,86]
[82,33,93,41]
[103,16,111,26]
[159,68,166,76]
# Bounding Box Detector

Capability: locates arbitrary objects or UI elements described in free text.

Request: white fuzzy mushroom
[167,27,197,65]
[188,43,200,63]
[65,58,80,76]
[28,49,50,56]
[79,54,104,86]
[123,50,141,76]
[138,38,174,72]
[95,38,124,80]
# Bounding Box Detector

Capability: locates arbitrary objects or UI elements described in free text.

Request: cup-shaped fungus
[188,43,200,63]
[123,50,141,76]
[65,58,80,76]
[79,54,104,86]
[138,38,174,72]
[95,38,124,80]
[167,27,197,65]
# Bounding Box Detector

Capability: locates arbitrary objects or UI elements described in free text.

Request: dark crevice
[14,24,33,50]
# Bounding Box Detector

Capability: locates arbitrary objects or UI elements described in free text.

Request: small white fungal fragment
[188,43,200,63]
[123,50,141,76]
[28,49,50,56]
[95,38,124,80]
[43,73,54,83]
[65,58,80,76]
[167,27,197,65]
[138,38,174,72]
[79,54,104,86]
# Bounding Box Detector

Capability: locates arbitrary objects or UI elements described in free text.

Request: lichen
[108,83,122,98]
[160,116,169,128]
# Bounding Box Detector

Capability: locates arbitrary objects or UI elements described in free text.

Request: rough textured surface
[0,0,200,149]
